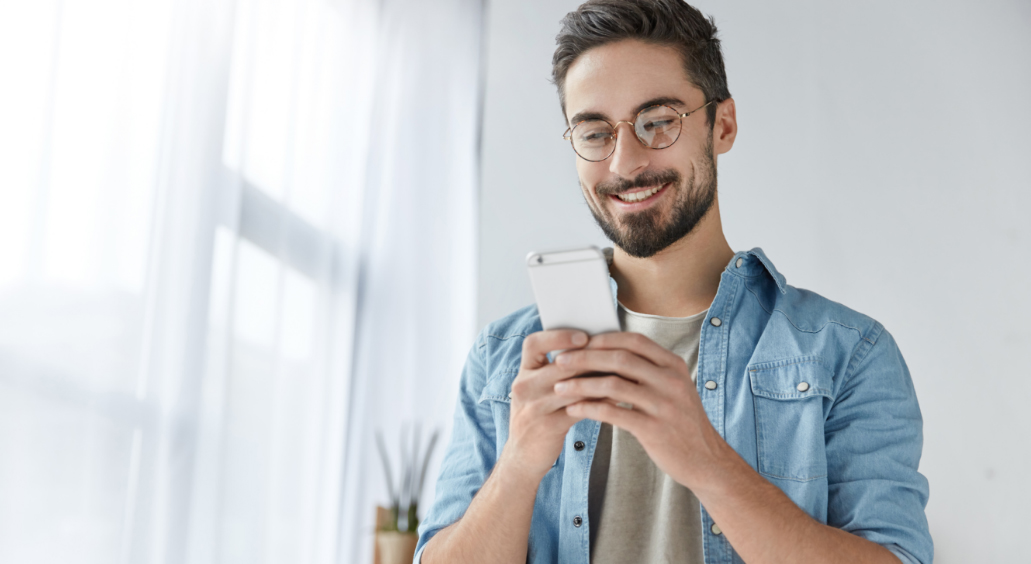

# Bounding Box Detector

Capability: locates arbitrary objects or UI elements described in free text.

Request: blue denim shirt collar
[735,247,788,294]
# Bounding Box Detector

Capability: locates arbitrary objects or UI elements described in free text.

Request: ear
[712,98,737,156]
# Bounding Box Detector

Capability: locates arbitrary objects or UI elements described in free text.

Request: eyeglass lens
[570,105,683,162]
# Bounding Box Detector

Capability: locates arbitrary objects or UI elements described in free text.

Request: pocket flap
[748,357,834,400]
[478,372,516,404]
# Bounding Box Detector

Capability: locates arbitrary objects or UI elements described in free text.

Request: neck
[609,199,734,317]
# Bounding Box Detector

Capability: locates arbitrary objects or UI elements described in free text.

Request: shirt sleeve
[413,330,498,564]
[824,321,933,564]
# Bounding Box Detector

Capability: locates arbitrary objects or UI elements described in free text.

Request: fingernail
[555,382,569,393]
[556,354,569,364]
[573,332,588,346]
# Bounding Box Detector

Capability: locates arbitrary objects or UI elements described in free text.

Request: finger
[511,360,613,408]
[553,375,658,415]
[520,330,589,370]
[555,347,669,388]
[584,332,678,368]
[538,382,626,413]
[566,398,650,432]
[513,361,594,403]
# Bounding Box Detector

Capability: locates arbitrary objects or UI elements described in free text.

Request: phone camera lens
[536,256,543,264]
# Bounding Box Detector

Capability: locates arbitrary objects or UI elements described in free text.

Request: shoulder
[744,276,885,348]
[730,248,885,348]
[738,275,897,393]
[473,303,542,381]
[480,302,542,344]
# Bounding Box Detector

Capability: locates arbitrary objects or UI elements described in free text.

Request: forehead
[564,39,701,121]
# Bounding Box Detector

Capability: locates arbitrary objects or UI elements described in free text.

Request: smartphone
[526,246,620,336]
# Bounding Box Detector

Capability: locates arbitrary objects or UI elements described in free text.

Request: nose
[608,121,649,178]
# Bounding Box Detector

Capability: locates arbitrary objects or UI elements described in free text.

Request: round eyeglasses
[562,100,716,162]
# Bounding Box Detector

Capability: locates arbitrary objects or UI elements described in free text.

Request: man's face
[563,40,719,258]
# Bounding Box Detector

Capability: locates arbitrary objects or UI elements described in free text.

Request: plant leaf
[409,422,421,514]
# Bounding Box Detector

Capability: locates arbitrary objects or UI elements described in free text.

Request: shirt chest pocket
[477,373,560,469]
[748,357,835,482]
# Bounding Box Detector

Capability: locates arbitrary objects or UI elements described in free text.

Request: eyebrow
[567,96,686,127]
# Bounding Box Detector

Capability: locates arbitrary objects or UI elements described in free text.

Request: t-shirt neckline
[617,300,709,323]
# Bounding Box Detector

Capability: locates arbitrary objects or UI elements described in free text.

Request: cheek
[654,146,703,186]
[680,131,712,165]
[576,163,605,198]
[657,142,695,169]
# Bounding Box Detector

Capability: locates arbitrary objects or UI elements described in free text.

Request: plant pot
[375,531,418,564]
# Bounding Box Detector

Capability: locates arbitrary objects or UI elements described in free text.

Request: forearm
[692,442,901,564]
[421,449,542,564]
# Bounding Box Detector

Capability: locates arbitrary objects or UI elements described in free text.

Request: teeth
[616,184,663,202]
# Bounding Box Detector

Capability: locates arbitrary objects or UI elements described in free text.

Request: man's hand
[552,331,727,490]
[504,329,604,482]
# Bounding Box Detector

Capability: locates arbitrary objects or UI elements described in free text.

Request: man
[414,1,932,563]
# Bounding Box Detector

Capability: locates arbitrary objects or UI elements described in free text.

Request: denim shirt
[414,248,932,564]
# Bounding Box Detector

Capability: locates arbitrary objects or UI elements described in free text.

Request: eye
[582,131,613,142]
[575,122,614,146]
[642,119,675,131]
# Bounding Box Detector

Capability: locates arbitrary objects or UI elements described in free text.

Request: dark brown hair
[552,0,731,127]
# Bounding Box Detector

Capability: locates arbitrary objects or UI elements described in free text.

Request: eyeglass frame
[561,99,718,162]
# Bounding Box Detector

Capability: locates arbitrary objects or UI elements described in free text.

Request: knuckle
[673,356,689,373]
[511,379,528,398]
[666,378,686,398]
[614,351,633,369]
[602,376,620,393]
[677,374,692,393]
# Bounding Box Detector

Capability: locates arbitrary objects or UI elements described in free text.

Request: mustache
[595,169,682,197]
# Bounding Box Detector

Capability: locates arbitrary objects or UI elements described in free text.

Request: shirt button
[704,380,717,390]
[711,523,722,535]
[797,382,810,392]
[573,516,583,527]
[735,257,743,268]
[710,317,722,327]
[574,441,585,451]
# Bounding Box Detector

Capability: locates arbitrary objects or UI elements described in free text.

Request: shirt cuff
[886,543,924,564]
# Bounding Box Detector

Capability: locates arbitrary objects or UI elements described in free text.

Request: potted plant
[374,422,439,564]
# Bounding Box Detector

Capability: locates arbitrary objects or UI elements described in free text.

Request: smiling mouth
[611,183,669,203]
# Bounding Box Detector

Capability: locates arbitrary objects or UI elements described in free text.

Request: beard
[585,135,717,259]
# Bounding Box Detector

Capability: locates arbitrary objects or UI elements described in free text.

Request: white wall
[479,1,1031,562]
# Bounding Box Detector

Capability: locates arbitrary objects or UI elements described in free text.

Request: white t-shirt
[588,302,708,564]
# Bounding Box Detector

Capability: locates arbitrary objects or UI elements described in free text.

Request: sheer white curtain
[0,0,481,563]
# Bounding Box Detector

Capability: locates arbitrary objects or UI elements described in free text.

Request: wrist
[686,431,748,500]
[497,447,548,492]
